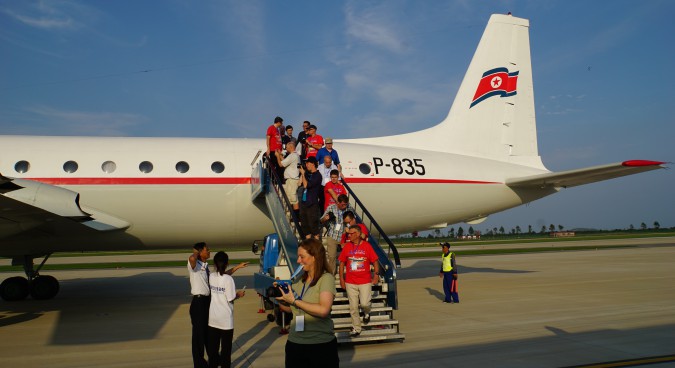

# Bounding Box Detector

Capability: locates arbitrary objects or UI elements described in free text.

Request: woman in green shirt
[277,238,338,367]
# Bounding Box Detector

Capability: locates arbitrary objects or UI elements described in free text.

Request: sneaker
[363,313,370,325]
[349,329,361,337]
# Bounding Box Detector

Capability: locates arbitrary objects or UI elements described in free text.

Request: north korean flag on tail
[470,67,519,108]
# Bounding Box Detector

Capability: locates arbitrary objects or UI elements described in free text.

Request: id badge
[335,223,342,232]
[295,315,305,332]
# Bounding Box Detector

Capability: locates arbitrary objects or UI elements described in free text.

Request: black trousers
[190,295,211,368]
[285,338,339,368]
[207,327,234,368]
[299,202,321,237]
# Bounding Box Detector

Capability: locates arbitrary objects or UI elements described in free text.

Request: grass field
[0,232,672,272]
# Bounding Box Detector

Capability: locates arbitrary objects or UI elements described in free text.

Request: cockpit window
[63,161,78,174]
[211,161,225,174]
[139,161,153,174]
[176,161,190,174]
[14,160,30,174]
[359,163,371,175]
[101,161,116,174]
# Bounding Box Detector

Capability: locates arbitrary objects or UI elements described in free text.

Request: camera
[266,282,290,298]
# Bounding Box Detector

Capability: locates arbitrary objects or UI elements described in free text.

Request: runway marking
[562,354,675,367]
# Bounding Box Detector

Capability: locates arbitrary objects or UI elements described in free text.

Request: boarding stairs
[250,154,404,343]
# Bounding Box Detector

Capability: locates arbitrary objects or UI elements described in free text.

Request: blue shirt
[316,147,340,166]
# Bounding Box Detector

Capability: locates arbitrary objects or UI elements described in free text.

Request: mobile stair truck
[250,155,405,343]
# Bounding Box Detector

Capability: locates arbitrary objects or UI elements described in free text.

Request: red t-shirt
[340,223,369,244]
[338,240,378,285]
[267,124,282,152]
[305,134,324,158]
[323,182,346,210]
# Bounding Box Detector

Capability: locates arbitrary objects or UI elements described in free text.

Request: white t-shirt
[318,163,337,185]
[208,272,236,330]
[188,259,210,296]
[281,152,300,179]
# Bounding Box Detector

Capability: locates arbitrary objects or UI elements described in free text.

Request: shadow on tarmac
[335,323,675,368]
[396,259,534,281]
[0,271,254,346]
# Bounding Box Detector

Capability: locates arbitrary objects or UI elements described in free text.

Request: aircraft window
[63,160,79,174]
[139,161,153,174]
[211,161,225,173]
[101,161,117,174]
[359,163,371,175]
[14,160,30,174]
[176,161,190,173]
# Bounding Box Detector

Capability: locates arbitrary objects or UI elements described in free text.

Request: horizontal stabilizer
[506,160,666,189]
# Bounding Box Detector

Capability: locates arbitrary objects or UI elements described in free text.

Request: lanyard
[298,279,312,301]
[349,240,362,255]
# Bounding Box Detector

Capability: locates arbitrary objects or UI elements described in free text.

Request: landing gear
[0,276,30,301]
[0,254,60,301]
[30,275,60,300]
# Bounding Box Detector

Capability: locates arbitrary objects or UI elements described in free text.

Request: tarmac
[0,237,674,367]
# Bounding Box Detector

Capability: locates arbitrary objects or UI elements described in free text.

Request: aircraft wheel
[30,275,60,300]
[0,276,30,301]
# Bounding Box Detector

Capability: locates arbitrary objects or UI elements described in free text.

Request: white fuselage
[0,135,552,254]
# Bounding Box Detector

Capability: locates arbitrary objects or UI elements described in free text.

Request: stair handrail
[341,179,400,309]
[264,156,304,236]
[340,179,401,268]
[260,155,305,278]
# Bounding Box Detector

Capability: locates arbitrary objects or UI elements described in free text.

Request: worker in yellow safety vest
[439,242,459,303]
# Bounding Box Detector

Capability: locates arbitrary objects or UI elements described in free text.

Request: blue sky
[1,0,673,232]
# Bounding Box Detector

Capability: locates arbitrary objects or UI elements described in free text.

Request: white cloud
[215,0,266,55]
[21,106,146,136]
[344,2,407,53]
[1,0,96,31]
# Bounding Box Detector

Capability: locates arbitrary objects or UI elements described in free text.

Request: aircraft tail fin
[354,14,543,169]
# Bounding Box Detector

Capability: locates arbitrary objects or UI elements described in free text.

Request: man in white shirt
[188,242,211,368]
[275,141,301,219]
[318,155,338,186]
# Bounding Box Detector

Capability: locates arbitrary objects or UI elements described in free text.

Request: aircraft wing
[0,174,130,241]
[506,160,666,189]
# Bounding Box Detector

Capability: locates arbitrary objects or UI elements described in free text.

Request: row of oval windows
[13,160,226,174]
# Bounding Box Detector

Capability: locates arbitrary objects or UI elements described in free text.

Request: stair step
[331,301,386,311]
[331,314,394,325]
[331,304,391,315]
[334,319,400,330]
[334,293,386,302]
[335,328,405,344]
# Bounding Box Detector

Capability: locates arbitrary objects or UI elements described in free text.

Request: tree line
[404,221,667,239]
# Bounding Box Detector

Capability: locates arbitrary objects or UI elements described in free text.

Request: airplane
[0,13,665,301]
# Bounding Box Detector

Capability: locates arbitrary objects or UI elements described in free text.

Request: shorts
[284,177,300,205]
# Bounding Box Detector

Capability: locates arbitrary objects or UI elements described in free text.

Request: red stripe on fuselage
[29,177,253,185]
[24,177,501,185]
[344,178,500,184]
